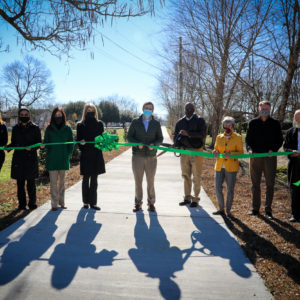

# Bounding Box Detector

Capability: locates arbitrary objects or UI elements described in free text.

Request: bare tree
[1,55,54,110]
[160,0,273,145]
[0,0,164,55]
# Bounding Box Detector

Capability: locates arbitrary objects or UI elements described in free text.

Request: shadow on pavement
[0,210,62,285]
[186,205,251,278]
[49,209,118,290]
[129,212,192,300]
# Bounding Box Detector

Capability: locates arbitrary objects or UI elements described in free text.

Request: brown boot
[133,204,141,212]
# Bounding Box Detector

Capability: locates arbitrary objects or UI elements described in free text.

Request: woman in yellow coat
[212,116,244,217]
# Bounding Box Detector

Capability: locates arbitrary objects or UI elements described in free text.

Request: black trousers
[0,151,4,171]
[16,178,36,208]
[82,175,98,206]
[291,187,300,219]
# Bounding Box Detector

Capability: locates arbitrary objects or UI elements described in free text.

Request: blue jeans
[215,168,237,213]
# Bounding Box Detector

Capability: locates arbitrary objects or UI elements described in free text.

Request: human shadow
[186,206,251,278]
[224,215,300,284]
[0,210,62,285]
[129,212,192,300]
[259,215,300,249]
[49,209,118,290]
[0,209,29,249]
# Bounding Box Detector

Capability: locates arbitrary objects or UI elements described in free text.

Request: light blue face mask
[293,120,300,128]
[143,110,152,118]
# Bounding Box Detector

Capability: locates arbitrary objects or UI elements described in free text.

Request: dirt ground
[201,157,300,300]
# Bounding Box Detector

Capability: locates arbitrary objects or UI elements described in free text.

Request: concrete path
[0,127,273,300]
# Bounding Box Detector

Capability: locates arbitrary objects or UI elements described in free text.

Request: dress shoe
[60,206,67,209]
[29,204,37,210]
[226,212,233,218]
[265,212,273,220]
[289,216,299,223]
[179,199,191,206]
[213,210,225,216]
[18,206,27,210]
[51,207,58,211]
[148,204,156,212]
[83,204,89,209]
[133,204,141,212]
[90,205,101,210]
[247,210,259,216]
[190,202,198,208]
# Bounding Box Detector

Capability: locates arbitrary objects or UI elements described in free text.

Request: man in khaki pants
[127,102,163,212]
[174,103,207,207]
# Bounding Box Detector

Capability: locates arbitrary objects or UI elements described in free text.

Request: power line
[97,30,164,72]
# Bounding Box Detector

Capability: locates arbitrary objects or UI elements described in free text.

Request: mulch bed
[201,157,300,300]
[0,146,129,231]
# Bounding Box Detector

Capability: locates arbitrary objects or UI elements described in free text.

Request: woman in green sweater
[42,107,74,211]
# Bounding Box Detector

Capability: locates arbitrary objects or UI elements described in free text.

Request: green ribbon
[1,132,299,185]
[293,180,300,187]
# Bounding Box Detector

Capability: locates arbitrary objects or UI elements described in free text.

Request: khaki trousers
[180,148,203,202]
[49,170,66,208]
[250,157,277,213]
[132,155,157,205]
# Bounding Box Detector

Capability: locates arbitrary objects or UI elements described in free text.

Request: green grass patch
[0,151,13,182]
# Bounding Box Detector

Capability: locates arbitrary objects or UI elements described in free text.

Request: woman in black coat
[76,103,105,210]
[9,108,42,210]
[0,113,8,171]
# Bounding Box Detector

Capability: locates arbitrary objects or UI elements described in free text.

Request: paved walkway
[0,127,273,299]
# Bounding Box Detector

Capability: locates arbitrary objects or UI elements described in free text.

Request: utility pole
[178,36,184,118]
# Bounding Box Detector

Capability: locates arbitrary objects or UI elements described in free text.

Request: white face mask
[293,120,300,128]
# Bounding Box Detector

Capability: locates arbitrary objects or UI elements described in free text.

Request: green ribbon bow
[94,132,120,152]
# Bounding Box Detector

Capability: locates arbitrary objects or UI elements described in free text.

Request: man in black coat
[283,110,300,222]
[9,108,42,210]
[246,101,283,219]
[174,102,207,208]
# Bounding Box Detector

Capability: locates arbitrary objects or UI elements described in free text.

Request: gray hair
[222,116,235,126]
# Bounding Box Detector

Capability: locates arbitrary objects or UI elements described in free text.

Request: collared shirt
[298,130,300,151]
[142,115,152,132]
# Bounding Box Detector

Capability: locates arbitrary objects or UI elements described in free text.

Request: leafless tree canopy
[1,55,54,110]
[158,0,300,145]
[0,0,164,54]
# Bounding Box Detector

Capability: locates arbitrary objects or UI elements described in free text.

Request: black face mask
[86,111,95,119]
[185,108,194,118]
[54,116,63,125]
[20,116,30,123]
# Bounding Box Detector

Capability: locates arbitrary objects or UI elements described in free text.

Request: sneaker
[90,205,101,211]
[213,210,225,215]
[190,202,198,208]
[148,204,156,212]
[133,204,141,212]
[247,210,259,216]
[179,199,191,206]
